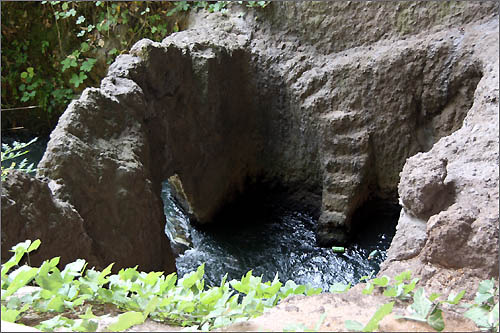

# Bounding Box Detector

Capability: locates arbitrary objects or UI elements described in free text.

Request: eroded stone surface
[1,170,96,267]
[2,2,498,281]
[380,17,499,295]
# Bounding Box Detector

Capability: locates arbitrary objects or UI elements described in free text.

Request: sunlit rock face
[5,1,496,279]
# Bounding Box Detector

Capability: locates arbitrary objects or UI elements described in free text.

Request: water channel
[2,134,400,291]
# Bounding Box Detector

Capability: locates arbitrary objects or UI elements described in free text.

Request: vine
[1,1,269,135]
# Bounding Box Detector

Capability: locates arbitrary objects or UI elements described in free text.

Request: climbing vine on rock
[1,1,269,135]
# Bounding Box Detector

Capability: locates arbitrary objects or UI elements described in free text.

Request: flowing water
[162,181,400,291]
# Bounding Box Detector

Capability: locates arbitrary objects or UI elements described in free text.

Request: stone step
[318,210,347,228]
[320,110,367,134]
[321,192,351,212]
[323,172,362,194]
[322,154,370,173]
[322,129,370,151]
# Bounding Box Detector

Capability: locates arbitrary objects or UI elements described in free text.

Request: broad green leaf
[464,307,490,328]
[306,287,322,296]
[118,266,139,281]
[477,279,495,294]
[395,270,412,283]
[1,305,22,323]
[143,296,159,317]
[372,276,389,287]
[403,278,419,294]
[364,302,394,332]
[107,311,145,332]
[62,259,87,283]
[445,290,465,305]
[76,15,85,24]
[182,271,199,290]
[411,288,433,318]
[80,58,97,72]
[97,263,114,285]
[160,272,177,294]
[383,286,398,297]
[329,282,351,293]
[427,308,445,332]
[178,301,195,313]
[46,295,65,312]
[79,306,97,320]
[201,287,223,305]
[489,302,499,327]
[362,283,374,295]
[3,267,38,298]
[294,284,306,295]
[429,292,441,302]
[345,320,364,331]
[69,72,88,88]
[27,239,41,252]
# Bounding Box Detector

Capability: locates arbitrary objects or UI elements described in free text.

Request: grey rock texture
[380,18,499,295]
[2,2,497,281]
[35,78,176,273]
[1,170,96,266]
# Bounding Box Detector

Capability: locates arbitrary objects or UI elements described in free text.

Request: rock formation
[2,2,498,285]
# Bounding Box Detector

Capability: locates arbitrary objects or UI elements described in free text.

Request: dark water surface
[163,181,400,291]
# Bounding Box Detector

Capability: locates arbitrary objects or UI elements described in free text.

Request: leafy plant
[345,302,394,332]
[1,137,38,180]
[1,239,321,332]
[463,278,499,332]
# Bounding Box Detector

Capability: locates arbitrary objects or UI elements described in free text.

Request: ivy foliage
[1,1,269,135]
[347,270,499,332]
[1,239,319,332]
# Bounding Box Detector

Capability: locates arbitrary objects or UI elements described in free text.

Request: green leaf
[69,72,88,88]
[362,283,374,295]
[107,311,145,332]
[429,292,441,302]
[489,302,499,328]
[364,302,394,332]
[411,288,433,318]
[79,306,98,320]
[464,307,490,328]
[445,290,465,305]
[46,295,65,312]
[3,267,38,298]
[395,270,412,283]
[427,308,445,332]
[345,320,364,331]
[27,239,41,252]
[61,56,78,72]
[329,282,351,293]
[201,287,223,305]
[372,276,389,287]
[478,279,495,294]
[76,15,85,24]
[80,58,97,72]
[62,259,87,283]
[143,296,159,317]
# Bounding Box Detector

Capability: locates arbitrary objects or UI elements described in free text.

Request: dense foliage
[1,240,498,332]
[1,239,320,331]
[1,1,268,135]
